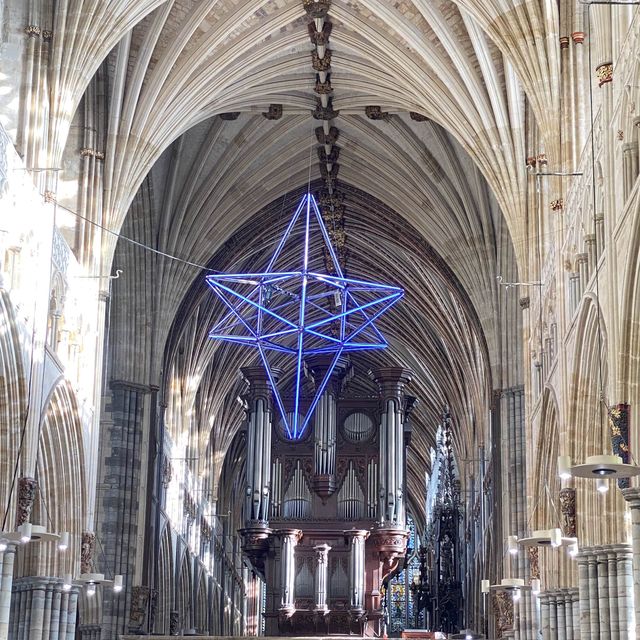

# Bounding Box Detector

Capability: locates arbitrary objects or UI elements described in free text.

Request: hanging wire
[54,202,222,274]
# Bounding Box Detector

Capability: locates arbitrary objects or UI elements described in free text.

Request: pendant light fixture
[557,454,640,492]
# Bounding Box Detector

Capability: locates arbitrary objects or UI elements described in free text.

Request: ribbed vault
[157,179,509,524]
[98,0,526,528]
[50,0,561,274]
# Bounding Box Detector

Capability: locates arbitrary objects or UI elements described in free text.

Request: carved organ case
[238,359,414,636]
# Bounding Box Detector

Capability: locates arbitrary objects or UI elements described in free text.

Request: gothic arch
[532,387,575,589]
[0,289,28,528]
[617,194,640,456]
[18,379,86,579]
[568,295,625,546]
[533,387,561,532]
[154,522,173,634]
[194,568,208,634]
[176,547,193,633]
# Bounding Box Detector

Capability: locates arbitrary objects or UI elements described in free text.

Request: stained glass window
[388,514,424,632]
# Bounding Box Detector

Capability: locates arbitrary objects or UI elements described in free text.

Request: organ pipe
[283,461,311,519]
[314,391,337,475]
[337,462,364,520]
[241,367,277,526]
[372,368,412,527]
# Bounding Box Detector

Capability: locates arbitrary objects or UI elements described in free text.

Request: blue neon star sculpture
[206,193,403,440]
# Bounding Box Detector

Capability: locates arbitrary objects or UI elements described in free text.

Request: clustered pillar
[9,578,80,640]
[622,488,640,638]
[515,585,540,640]
[577,544,634,639]
[538,588,579,640]
[0,545,17,640]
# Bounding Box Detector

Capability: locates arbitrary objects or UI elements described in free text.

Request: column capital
[314,543,331,570]
[370,367,412,400]
[609,543,632,557]
[343,528,370,542]
[241,366,281,400]
[307,355,349,380]
[622,487,640,508]
[276,528,302,543]
[0,542,17,555]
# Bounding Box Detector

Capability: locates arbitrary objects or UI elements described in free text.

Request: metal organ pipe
[284,461,311,519]
[367,460,377,519]
[395,400,404,525]
[379,411,387,523]
[241,367,278,526]
[372,368,412,527]
[314,391,336,476]
[387,399,395,523]
[260,400,272,521]
[253,399,264,521]
[271,458,282,518]
[337,463,364,520]
[246,406,256,521]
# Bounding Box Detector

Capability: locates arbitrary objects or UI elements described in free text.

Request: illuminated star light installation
[206,193,403,440]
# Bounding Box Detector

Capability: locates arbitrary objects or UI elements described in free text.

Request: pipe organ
[239,360,414,636]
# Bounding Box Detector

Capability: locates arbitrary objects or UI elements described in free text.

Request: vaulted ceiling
[71,0,550,498]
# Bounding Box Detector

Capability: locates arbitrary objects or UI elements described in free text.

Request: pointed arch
[176,547,193,634]
[568,295,625,547]
[0,289,28,529]
[18,379,86,578]
[194,568,208,634]
[154,522,173,634]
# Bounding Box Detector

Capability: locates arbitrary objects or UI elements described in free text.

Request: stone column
[614,544,635,638]
[0,545,17,640]
[607,548,619,639]
[277,529,301,615]
[96,380,151,640]
[577,551,591,638]
[539,592,550,639]
[595,213,605,252]
[597,546,611,640]
[573,590,580,638]
[313,544,331,612]
[371,368,412,527]
[345,530,369,614]
[622,488,640,638]
[564,590,574,640]
[576,253,589,292]
[549,592,557,639]
[28,580,47,640]
[588,550,600,636]
[556,591,566,640]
